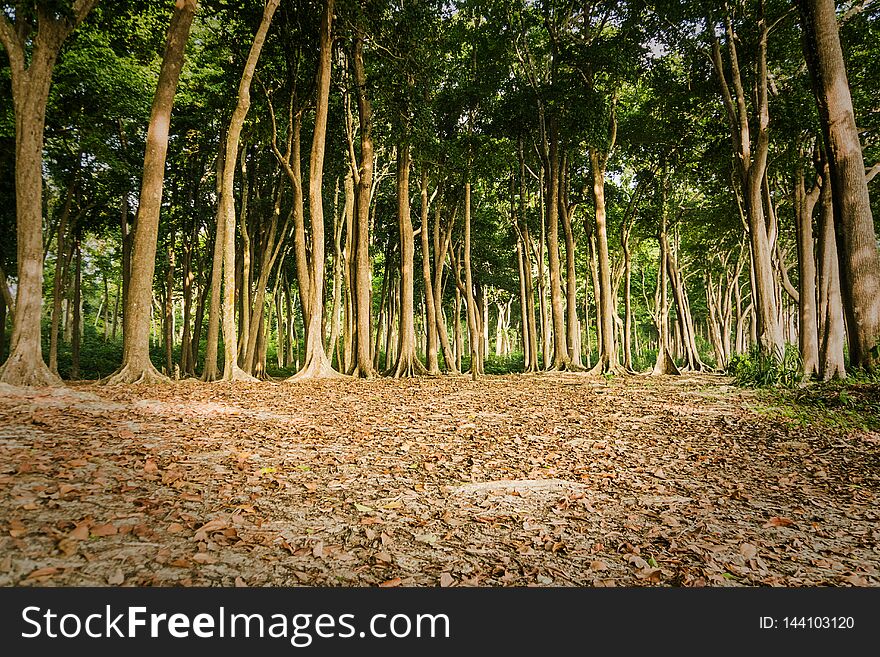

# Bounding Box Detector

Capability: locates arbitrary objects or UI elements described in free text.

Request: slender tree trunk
[70,237,82,380]
[290,0,338,379]
[590,148,619,373]
[392,145,426,377]
[816,164,846,380]
[419,170,440,375]
[559,158,581,368]
[463,183,482,377]
[49,200,77,374]
[622,224,633,372]
[799,0,880,370]
[433,202,457,373]
[351,37,377,377]
[795,162,821,377]
[164,237,175,376]
[546,124,569,369]
[653,172,680,375]
[216,0,278,382]
[104,0,196,385]
[202,132,225,380]
[237,150,251,364]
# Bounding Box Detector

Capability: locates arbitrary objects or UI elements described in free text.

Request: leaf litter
[0,373,877,587]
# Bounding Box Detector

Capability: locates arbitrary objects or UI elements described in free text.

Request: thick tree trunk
[104,0,195,385]
[799,0,880,371]
[290,0,340,380]
[0,2,101,386]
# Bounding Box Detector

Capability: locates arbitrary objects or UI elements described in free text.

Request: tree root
[0,354,64,388]
[102,361,169,386]
[391,352,428,378]
[221,364,259,382]
[288,352,345,381]
[651,347,681,376]
[586,358,628,376]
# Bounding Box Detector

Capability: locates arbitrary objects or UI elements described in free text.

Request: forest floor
[1,372,878,588]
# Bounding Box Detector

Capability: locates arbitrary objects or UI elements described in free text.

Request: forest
[0,0,878,588]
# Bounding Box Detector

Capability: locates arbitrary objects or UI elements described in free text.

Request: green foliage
[728,345,803,389]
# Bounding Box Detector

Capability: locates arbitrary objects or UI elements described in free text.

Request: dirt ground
[0,373,877,587]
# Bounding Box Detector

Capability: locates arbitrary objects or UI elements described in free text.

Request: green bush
[728,344,802,388]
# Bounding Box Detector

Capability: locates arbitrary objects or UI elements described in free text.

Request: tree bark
[392,145,426,377]
[216,0,278,382]
[799,0,880,370]
[104,0,196,385]
[0,0,100,386]
[653,171,680,376]
[419,170,440,375]
[462,183,482,378]
[545,123,569,369]
[795,162,821,377]
[290,0,340,379]
[589,148,619,373]
[816,161,847,380]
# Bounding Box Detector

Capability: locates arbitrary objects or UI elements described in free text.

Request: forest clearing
[1,0,880,602]
[1,373,877,588]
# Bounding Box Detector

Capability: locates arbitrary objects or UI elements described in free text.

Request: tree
[290,0,340,379]
[798,0,880,371]
[104,0,197,384]
[0,0,100,386]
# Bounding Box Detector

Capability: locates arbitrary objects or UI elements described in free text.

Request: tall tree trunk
[795,162,821,377]
[351,36,377,377]
[419,170,440,375]
[104,0,196,385]
[653,171,680,375]
[546,124,569,369]
[164,236,175,376]
[463,183,482,378]
[559,157,581,368]
[433,201,457,373]
[291,0,339,379]
[590,148,619,373]
[70,237,82,380]
[217,0,279,382]
[237,149,251,364]
[392,145,426,377]
[202,132,225,380]
[799,0,880,371]
[327,178,344,363]
[710,8,783,359]
[536,165,550,369]
[816,163,846,380]
[0,0,100,385]
[49,196,77,374]
[622,222,633,372]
